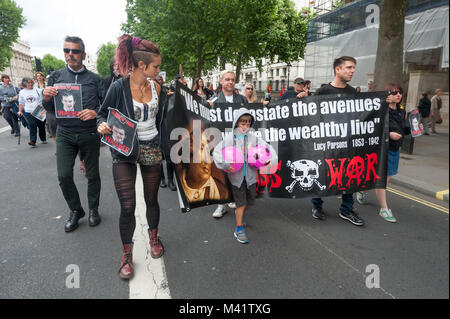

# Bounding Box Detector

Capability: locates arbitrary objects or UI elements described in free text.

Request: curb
[390,175,449,203]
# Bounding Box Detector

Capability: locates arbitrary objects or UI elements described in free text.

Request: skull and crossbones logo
[286,159,326,192]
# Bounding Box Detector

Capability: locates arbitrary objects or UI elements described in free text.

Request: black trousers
[3,106,19,133]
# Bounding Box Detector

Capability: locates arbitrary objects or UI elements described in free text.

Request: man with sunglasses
[278,77,309,101]
[311,56,365,227]
[42,36,107,232]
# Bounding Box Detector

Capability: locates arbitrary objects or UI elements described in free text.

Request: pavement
[391,124,449,202]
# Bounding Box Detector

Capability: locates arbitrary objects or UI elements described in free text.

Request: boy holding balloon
[213,108,278,244]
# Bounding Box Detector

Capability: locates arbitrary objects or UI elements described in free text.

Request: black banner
[168,83,389,211]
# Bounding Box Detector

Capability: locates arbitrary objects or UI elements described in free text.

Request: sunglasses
[295,81,305,85]
[63,48,82,54]
[388,90,403,96]
[246,87,253,90]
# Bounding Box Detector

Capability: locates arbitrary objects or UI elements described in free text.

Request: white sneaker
[356,191,366,205]
[212,205,227,218]
[227,202,236,209]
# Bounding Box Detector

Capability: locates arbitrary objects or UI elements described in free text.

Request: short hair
[21,77,33,86]
[62,92,74,98]
[305,80,311,85]
[220,70,235,80]
[64,36,85,53]
[294,77,305,85]
[333,56,356,74]
[1,74,10,81]
[435,89,441,94]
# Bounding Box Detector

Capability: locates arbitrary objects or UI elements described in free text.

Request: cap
[294,77,305,84]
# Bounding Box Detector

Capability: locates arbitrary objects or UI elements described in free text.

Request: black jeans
[3,106,19,133]
[56,129,101,211]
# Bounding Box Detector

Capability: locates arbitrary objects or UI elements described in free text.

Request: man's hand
[97,122,111,135]
[79,109,97,121]
[43,86,58,102]
[390,132,402,141]
[296,90,308,99]
[261,99,270,106]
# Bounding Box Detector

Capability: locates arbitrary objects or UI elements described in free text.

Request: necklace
[131,77,148,100]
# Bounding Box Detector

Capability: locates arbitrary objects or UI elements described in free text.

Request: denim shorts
[387,149,400,176]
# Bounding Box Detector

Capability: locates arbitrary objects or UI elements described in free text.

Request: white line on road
[129,166,171,299]
[0,126,10,134]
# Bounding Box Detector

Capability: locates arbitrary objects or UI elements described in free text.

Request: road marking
[129,166,171,299]
[387,187,449,214]
[436,189,449,201]
[0,126,10,134]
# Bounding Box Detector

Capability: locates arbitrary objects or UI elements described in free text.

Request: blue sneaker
[234,229,248,244]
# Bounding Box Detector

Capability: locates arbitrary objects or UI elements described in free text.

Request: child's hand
[226,166,235,173]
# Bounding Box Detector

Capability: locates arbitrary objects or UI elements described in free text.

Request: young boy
[213,108,278,243]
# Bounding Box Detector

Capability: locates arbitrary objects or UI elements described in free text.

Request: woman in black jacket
[374,83,422,223]
[97,35,168,279]
[418,92,431,135]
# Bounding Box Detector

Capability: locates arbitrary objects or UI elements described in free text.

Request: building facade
[304,0,449,123]
[0,39,33,87]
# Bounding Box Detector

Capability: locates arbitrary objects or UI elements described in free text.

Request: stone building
[0,39,33,87]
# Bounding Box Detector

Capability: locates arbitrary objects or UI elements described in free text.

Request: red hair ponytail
[115,34,160,77]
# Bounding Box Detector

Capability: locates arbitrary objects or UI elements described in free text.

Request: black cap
[294,77,305,84]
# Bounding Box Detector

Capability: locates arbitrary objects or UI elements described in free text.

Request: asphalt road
[0,118,448,300]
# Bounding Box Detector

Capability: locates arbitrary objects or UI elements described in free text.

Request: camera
[264,93,271,102]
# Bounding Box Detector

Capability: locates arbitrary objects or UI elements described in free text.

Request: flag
[265,80,271,94]
[209,83,213,91]
[280,84,285,97]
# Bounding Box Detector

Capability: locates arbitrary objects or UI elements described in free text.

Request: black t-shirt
[314,83,356,95]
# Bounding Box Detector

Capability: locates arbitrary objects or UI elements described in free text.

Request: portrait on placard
[54,83,83,118]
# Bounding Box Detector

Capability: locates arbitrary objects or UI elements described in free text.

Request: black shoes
[64,208,101,232]
[64,209,86,232]
[160,180,167,188]
[339,210,364,226]
[88,209,101,227]
[312,207,326,220]
[167,180,176,191]
[312,207,364,226]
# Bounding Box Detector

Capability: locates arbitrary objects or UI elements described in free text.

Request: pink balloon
[222,146,244,172]
[248,145,272,168]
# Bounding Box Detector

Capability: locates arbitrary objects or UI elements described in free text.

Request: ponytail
[115,34,160,77]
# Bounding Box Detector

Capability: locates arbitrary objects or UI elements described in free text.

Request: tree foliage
[97,42,117,78]
[41,54,66,75]
[122,0,307,81]
[0,0,26,70]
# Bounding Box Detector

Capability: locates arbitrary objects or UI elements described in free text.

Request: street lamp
[287,62,292,88]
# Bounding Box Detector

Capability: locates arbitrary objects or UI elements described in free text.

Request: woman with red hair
[97,35,168,279]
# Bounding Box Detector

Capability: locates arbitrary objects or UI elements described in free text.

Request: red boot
[119,244,134,279]
[150,229,164,259]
